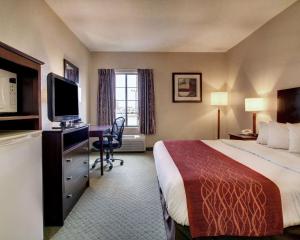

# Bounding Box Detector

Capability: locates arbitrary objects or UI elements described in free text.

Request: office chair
[92,117,125,171]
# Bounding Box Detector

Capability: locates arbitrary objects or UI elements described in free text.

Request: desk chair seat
[93,139,120,149]
[91,117,125,171]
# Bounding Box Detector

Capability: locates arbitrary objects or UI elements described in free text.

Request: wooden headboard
[277,87,300,123]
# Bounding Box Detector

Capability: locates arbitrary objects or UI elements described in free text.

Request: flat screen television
[47,72,79,123]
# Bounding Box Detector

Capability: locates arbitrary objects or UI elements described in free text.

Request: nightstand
[229,133,257,141]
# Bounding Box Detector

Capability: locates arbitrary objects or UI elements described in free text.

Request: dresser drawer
[62,140,89,218]
[63,141,89,175]
[64,155,89,179]
[63,175,88,218]
[64,164,89,193]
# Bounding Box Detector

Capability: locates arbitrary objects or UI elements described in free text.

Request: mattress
[153,139,300,228]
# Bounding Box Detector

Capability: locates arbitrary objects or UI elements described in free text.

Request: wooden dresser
[42,125,89,226]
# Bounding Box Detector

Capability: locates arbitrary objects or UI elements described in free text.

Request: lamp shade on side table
[245,98,265,135]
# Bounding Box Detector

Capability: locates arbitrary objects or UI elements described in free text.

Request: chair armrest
[103,134,117,141]
[104,128,111,134]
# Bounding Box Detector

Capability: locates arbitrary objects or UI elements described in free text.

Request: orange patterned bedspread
[163,140,283,238]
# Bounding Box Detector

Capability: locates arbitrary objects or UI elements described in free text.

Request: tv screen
[47,73,79,122]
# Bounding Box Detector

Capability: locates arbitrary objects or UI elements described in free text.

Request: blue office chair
[92,117,125,171]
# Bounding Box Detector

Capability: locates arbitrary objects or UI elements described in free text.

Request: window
[115,73,138,127]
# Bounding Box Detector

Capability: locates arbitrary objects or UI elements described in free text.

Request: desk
[89,125,110,176]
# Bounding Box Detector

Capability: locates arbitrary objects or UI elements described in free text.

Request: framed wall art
[64,59,79,83]
[172,72,202,102]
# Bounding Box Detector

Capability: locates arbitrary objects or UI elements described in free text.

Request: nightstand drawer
[229,133,257,141]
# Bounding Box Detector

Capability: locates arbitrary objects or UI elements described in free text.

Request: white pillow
[267,122,289,149]
[287,123,300,153]
[256,122,269,145]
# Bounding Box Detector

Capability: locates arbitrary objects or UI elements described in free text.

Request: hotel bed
[154,87,300,240]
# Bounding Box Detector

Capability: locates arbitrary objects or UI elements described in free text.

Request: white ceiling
[45,0,296,52]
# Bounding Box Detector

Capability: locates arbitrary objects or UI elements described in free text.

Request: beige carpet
[45,152,167,240]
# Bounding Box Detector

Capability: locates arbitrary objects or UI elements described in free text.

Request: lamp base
[217,108,220,139]
[252,112,257,135]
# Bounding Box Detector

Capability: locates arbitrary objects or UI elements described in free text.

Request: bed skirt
[158,186,300,240]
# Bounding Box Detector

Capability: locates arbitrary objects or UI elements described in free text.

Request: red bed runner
[163,140,283,238]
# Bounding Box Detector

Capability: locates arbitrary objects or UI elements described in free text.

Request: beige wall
[89,52,227,147]
[2,0,300,144]
[0,0,90,128]
[226,1,300,133]
[89,2,300,147]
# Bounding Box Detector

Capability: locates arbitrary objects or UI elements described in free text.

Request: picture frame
[64,59,79,83]
[172,72,202,102]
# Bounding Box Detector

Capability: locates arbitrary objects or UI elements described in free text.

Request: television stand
[42,125,89,226]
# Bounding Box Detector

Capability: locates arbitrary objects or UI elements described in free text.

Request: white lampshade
[245,98,265,112]
[211,92,228,106]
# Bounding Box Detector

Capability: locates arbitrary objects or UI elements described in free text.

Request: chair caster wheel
[120,162,124,166]
[109,166,113,170]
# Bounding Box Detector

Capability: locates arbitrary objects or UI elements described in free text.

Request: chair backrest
[111,117,125,147]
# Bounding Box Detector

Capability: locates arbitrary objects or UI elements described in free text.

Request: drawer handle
[66,176,72,181]
[66,194,72,199]
[66,158,72,163]
[84,175,88,178]
[83,161,88,164]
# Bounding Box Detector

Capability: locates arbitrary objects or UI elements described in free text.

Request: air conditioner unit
[115,134,146,152]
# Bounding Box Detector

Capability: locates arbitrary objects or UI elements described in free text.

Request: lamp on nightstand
[245,98,265,136]
[211,92,228,139]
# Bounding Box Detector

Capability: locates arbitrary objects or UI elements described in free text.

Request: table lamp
[245,98,265,135]
[211,92,228,139]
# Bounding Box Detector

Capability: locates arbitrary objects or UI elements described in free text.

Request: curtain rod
[115,68,137,73]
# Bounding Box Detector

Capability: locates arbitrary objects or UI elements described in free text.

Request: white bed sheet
[153,139,300,228]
